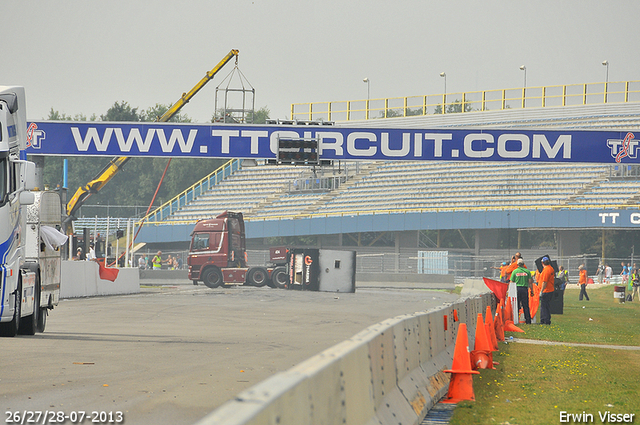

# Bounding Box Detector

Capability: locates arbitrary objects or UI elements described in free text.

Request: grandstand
[77,102,640,236]
[139,100,640,225]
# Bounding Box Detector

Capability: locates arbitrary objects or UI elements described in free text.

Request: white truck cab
[0,85,64,336]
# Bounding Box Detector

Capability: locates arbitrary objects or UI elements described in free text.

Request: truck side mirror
[21,160,37,191]
[19,191,35,205]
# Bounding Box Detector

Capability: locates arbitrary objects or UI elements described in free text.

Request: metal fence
[291,80,640,122]
[246,249,635,284]
[123,247,637,287]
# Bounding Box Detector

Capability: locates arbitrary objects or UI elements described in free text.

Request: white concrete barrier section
[460,277,495,298]
[60,261,140,298]
[196,292,494,425]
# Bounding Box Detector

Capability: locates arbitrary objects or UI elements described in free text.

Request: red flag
[483,277,508,301]
[98,260,120,282]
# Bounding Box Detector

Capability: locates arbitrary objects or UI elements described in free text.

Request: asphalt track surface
[1,283,460,425]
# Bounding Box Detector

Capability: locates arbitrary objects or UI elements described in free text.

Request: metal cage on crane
[214,65,255,124]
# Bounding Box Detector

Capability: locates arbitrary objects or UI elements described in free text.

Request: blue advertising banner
[25,121,639,164]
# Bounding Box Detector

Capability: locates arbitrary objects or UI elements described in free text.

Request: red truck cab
[188,211,247,287]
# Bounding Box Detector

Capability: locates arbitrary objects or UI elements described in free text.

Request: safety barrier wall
[196,291,494,425]
[60,261,140,298]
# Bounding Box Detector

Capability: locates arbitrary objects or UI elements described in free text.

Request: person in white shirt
[86,243,96,261]
[604,264,612,284]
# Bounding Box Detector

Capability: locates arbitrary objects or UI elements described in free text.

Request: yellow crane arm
[65,157,130,219]
[156,49,239,123]
[65,49,239,220]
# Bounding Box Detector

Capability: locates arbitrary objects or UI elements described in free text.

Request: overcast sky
[2,0,638,123]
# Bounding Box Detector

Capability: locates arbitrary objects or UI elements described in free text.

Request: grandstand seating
[165,164,306,221]
[130,102,640,224]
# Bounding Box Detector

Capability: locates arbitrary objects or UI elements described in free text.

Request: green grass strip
[449,284,640,424]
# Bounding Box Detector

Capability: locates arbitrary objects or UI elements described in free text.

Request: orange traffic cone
[504,297,514,323]
[485,306,499,351]
[442,323,479,403]
[471,313,496,370]
[494,306,505,342]
[504,319,525,333]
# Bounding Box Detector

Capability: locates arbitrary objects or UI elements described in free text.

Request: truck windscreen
[191,233,210,251]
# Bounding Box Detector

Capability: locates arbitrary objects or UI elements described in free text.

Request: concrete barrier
[196,291,494,425]
[60,261,140,298]
[461,277,494,298]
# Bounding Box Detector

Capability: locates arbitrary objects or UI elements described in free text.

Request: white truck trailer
[0,85,65,336]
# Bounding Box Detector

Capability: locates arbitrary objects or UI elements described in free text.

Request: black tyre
[19,275,39,336]
[202,267,223,289]
[247,267,268,287]
[0,282,21,337]
[271,266,289,289]
[37,308,47,333]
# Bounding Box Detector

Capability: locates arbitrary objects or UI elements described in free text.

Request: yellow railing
[291,80,640,122]
[139,158,241,224]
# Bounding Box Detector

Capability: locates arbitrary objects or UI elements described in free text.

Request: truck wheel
[248,267,268,287]
[202,267,223,289]
[19,275,39,335]
[271,266,289,289]
[0,282,21,337]
[37,308,47,333]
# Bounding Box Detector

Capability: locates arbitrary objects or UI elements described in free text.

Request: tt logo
[26,123,46,149]
[607,132,637,163]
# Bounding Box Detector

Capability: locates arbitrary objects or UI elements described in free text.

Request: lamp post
[363,77,370,119]
[520,65,527,108]
[440,72,446,114]
[602,60,609,103]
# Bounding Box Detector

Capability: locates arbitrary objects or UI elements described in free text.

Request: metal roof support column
[625,81,630,103]
[601,229,606,265]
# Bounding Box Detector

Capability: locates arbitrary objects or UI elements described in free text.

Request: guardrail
[141,158,241,224]
[291,80,640,122]
[196,291,494,425]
